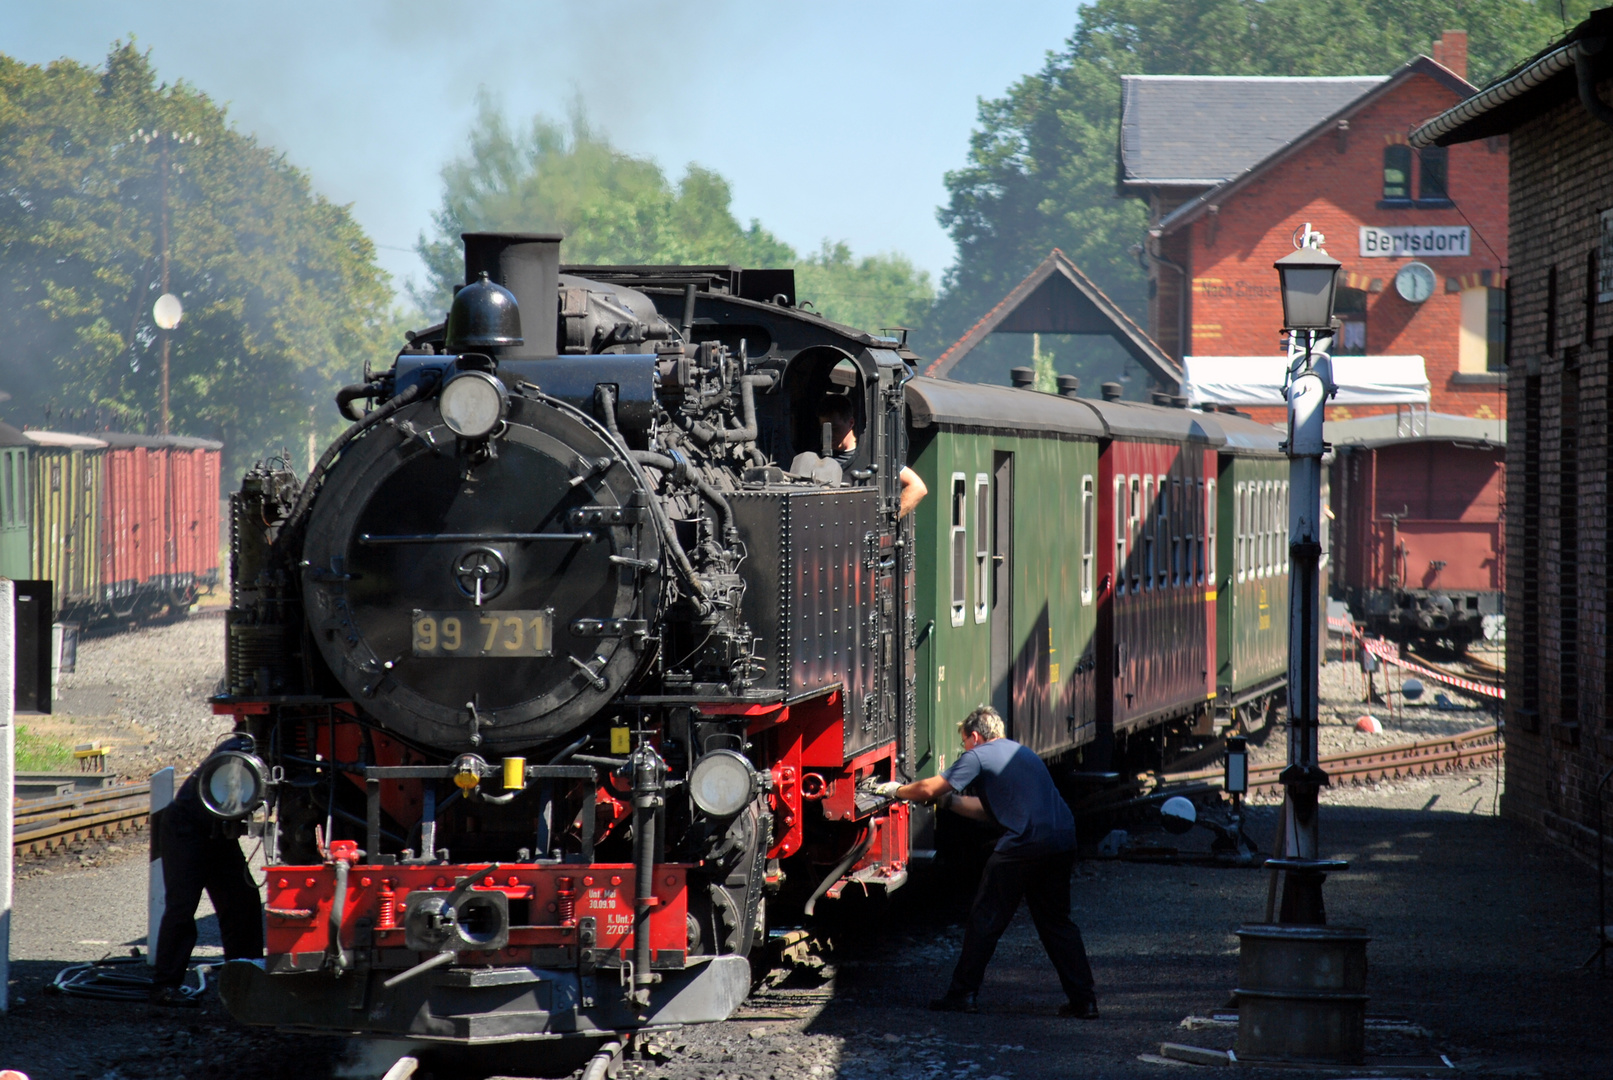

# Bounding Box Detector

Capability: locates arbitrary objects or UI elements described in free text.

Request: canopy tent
[1182,355,1430,408]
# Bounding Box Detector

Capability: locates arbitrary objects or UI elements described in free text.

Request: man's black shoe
[928,990,978,1013]
[1058,998,1100,1019]
[149,986,200,1008]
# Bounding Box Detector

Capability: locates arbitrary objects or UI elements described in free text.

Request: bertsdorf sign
[1359,225,1470,257]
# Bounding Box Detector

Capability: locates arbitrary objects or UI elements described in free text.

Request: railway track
[11,782,152,857]
[1171,724,1502,795]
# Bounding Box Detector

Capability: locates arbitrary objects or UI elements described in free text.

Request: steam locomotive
[210,233,916,1052]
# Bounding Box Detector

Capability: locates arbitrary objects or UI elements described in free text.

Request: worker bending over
[880,705,1098,1017]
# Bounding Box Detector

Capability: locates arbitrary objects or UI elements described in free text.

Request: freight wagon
[0,420,223,622]
[1327,412,1504,653]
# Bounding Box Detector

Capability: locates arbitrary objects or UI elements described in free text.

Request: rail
[11,781,153,857]
[1169,724,1502,795]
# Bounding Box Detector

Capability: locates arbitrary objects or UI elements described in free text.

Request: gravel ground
[14,628,1607,1078]
[44,611,234,779]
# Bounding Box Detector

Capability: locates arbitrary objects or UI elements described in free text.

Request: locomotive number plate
[412,610,554,657]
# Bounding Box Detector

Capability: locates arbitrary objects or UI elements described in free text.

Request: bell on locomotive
[212,230,918,1054]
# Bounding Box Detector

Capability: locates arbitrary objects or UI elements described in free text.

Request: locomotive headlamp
[197,748,268,820]
[452,753,487,790]
[439,371,507,439]
[689,749,757,818]
[1274,243,1342,332]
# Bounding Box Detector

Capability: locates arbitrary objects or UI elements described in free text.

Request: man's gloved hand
[875,781,903,800]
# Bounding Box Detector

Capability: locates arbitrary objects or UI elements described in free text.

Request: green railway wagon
[1212,414,1289,722]
[26,431,105,610]
[906,378,1104,787]
[0,422,32,581]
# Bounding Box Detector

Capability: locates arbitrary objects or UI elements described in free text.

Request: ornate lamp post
[1231,226,1369,1067]
[1270,226,1348,923]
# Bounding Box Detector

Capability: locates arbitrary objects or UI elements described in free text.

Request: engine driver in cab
[880,706,1099,1018]
[815,395,929,518]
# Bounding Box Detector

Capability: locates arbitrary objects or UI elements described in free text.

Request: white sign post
[0,578,15,1013]
[147,767,175,965]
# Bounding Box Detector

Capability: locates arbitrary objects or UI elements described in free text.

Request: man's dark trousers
[949,848,1095,1004]
[152,808,264,989]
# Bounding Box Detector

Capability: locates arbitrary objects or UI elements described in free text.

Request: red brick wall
[1175,71,1509,424]
[1499,85,1613,868]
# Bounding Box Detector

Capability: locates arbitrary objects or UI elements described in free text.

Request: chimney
[1432,30,1468,81]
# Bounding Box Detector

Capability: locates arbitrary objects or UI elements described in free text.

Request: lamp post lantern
[1272,224,1349,923]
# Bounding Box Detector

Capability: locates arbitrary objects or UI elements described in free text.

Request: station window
[950,474,967,627]
[1080,475,1095,605]
[1205,479,1217,586]
[973,474,989,624]
[1418,145,1449,203]
[1382,145,1412,202]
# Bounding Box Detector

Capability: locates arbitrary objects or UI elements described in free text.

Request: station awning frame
[1182,355,1430,408]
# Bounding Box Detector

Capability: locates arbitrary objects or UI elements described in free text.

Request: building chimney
[1432,30,1468,81]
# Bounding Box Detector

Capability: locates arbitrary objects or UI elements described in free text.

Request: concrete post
[147,766,175,965]
[0,578,15,1013]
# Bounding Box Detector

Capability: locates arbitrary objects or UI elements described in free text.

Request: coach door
[989,451,1014,733]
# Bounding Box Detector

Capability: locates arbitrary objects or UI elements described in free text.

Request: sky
[4,1,1087,303]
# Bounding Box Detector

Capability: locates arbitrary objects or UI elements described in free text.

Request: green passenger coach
[1211,412,1290,724]
[905,377,1105,784]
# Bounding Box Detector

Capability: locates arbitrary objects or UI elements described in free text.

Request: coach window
[1280,482,1290,567]
[1129,476,1142,591]
[2,451,13,526]
[973,474,989,623]
[1142,476,1156,589]
[1205,479,1216,586]
[1233,483,1244,582]
[1255,482,1265,577]
[1114,477,1127,595]
[1258,482,1270,577]
[1080,475,1095,604]
[1171,478,1185,586]
[1382,145,1412,203]
[1159,476,1173,588]
[949,474,967,626]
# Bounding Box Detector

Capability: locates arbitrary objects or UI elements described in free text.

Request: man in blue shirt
[882,705,1098,1017]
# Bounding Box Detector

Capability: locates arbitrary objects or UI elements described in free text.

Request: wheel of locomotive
[300,391,660,752]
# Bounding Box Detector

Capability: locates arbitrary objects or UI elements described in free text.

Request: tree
[0,42,396,475]
[416,97,933,335]
[923,0,1594,385]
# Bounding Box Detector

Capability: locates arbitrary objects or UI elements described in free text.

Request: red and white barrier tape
[1327,616,1504,700]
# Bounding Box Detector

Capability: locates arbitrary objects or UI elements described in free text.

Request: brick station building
[1412,9,1613,863]
[1119,33,1509,424]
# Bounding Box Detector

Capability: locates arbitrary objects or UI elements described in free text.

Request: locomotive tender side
[213,233,917,1050]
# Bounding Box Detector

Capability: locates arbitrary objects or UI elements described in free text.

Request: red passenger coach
[1091,402,1224,752]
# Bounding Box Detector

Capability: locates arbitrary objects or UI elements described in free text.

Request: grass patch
[15,725,73,771]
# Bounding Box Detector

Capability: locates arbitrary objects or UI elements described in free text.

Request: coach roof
[906,376,1105,438]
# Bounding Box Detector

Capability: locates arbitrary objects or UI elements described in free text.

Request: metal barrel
[1235,924,1370,1063]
